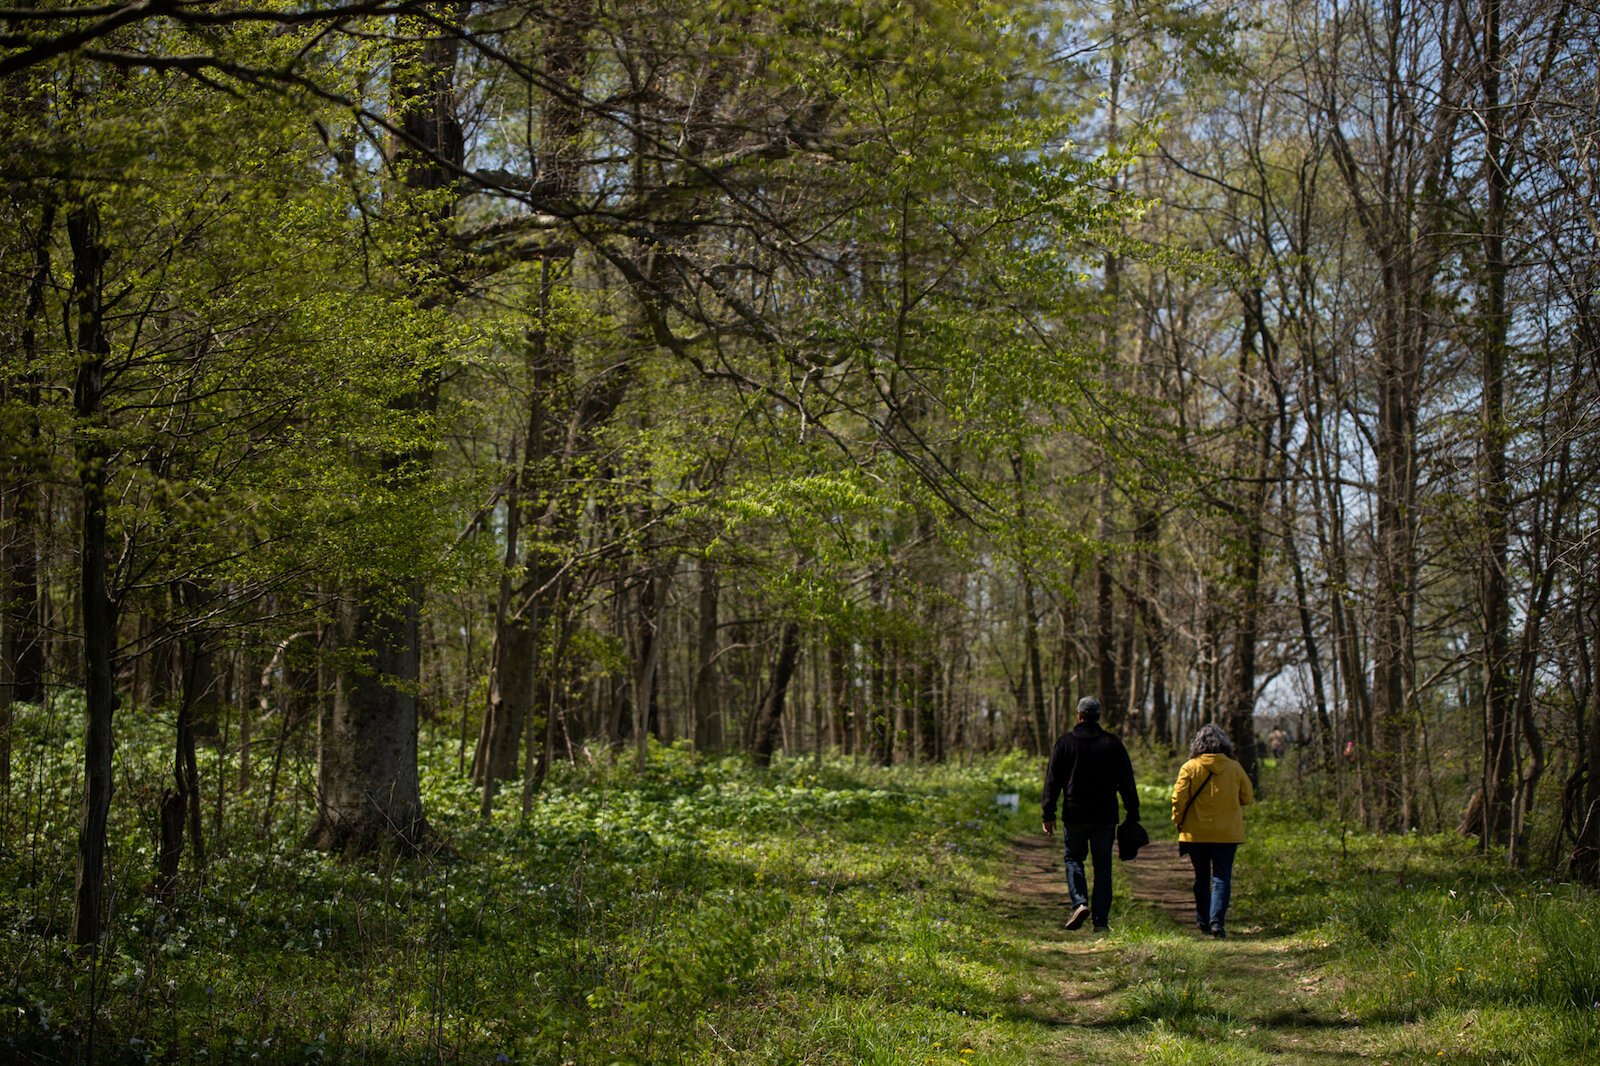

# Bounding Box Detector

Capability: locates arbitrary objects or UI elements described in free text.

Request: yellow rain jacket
[1171,753,1254,844]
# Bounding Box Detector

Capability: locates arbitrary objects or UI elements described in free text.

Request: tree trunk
[1505,432,1570,863]
[157,581,215,884]
[693,557,721,752]
[828,639,851,753]
[158,647,207,891]
[70,199,117,949]
[1226,290,1275,784]
[1,438,45,713]
[520,612,572,819]
[870,639,892,764]
[1287,522,1334,766]
[1129,507,1162,743]
[1571,630,1600,882]
[1094,538,1119,725]
[309,4,466,853]
[2,199,52,713]
[1022,571,1049,755]
[752,620,802,767]
[480,0,595,785]
[1095,0,1125,729]
[477,481,527,792]
[916,653,939,763]
[633,566,667,771]
[308,595,429,852]
[1467,0,1517,849]
[1321,0,1462,829]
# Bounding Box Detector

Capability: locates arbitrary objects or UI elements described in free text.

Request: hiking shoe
[1065,904,1090,930]
[1092,923,1110,934]
[1209,922,1226,938]
[1195,920,1210,934]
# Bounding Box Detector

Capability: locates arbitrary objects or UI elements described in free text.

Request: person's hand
[1042,821,1055,836]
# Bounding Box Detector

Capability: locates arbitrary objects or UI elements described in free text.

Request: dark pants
[1061,822,1116,927]
[1186,842,1239,928]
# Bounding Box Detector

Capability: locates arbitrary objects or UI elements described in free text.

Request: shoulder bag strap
[1179,768,1216,829]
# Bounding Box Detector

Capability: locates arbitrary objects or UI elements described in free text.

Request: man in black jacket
[1041,697,1140,932]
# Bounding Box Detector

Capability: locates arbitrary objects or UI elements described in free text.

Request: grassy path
[1003,833,1371,1064]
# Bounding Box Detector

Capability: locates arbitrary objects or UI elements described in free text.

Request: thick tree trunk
[310,3,466,852]
[176,579,224,732]
[478,609,534,815]
[308,596,429,853]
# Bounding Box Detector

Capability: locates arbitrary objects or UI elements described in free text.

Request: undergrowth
[4,700,1600,1065]
[0,696,1047,1064]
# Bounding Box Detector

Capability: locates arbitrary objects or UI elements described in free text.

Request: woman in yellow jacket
[1171,723,1254,937]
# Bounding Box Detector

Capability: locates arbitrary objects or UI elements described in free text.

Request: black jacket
[1041,721,1139,826]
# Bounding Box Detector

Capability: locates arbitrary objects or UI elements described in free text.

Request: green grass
[3,702,1599,1064]
[0,699,1060,1064]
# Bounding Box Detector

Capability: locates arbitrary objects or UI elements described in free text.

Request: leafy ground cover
[2,702,1598,1064]
[2,699,1061,1064]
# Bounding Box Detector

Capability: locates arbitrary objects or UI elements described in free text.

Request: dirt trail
[1009,831,1198,928]
[1004,831,1371,1063]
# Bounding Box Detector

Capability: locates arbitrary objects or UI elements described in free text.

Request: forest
[2,1,1599,1063]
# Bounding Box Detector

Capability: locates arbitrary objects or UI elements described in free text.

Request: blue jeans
[1187,842,1238,928]
[1061,822,1116,928]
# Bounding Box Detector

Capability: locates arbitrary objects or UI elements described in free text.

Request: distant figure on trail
[1041,697,1140,934]
[1268,725,1287,760]
[1171,722,1254,938]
